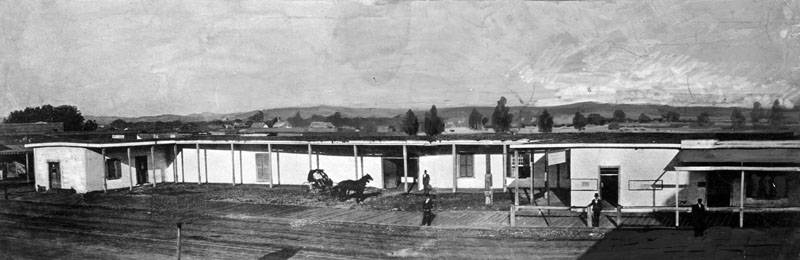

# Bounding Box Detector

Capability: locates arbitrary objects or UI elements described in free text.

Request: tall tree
[587,113,606,125]
[4,104,86,131]
[286,111,306,127]
[537,109,554,133]
[423,105,445,136]
[402,109,419,136]
[491,97,513,133]
[82,120,98,131]
[326,112,343,127]
[638,113,652,123]
[246,110,264,123]
[613,109,626,123]
[665,111,680,122]
[468,108,484,130]
[730,108,746,129]
[750,101,763,125]
[696,112,712,126]
[572,112,587,131]
[770,99,784,126]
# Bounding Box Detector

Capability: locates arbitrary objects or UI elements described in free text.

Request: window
[106,158,122,180]
[459,154,474,177]
[746,172,787,199]
[600,167,619,175]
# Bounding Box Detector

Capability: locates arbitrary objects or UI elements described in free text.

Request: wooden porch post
[25,153,30,183]
[514,149,519,206]
[529,152,534,205]
[239,149,243,185]
[101,148,107,193]
[180,146,185,183]
[173,145,178,184]
[308,144,313,171]
[545,149,549,205]
[502,145,507,192]
[353,145,358,179]
[268,144,273,188]
[276,151,281,185]
[403,145,408,192]
[740,167,745,228]
[196,143,201,185]
[230,143,236,185]
[675,170,679,227]
[127,147,133,191]
[204,149,208,184]
[151,146,156,187]
[452,144,457,193]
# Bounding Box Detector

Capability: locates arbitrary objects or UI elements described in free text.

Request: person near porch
[691,198,707,237]
[421,194,435,226]
[587,193,603,227]
[422,170,431,195]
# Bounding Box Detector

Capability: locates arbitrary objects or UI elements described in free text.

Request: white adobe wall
[419,154,455,190]
[569,148,682,207]
[34,147,87,192]
[84,147,170,192]
[419,153,505,190]
[176,147,384,188]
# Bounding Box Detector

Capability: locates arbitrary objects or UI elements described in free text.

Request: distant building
[308,122,335,132]
[0,122,63,134]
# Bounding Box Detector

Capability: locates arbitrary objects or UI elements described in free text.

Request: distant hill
[85,102,794,125]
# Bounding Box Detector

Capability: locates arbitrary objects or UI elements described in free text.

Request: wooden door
[255,153,271,182]
[135,156,148,185]
[48,162,61,189]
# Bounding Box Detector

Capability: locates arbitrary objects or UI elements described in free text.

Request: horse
[331,174,373,202]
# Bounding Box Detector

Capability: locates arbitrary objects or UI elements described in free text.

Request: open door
[600,167,619,206]
[707,171,734,207]
[135,156,148,185]
[48,162,61,189]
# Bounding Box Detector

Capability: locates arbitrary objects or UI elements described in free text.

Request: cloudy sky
[1,0,799,117]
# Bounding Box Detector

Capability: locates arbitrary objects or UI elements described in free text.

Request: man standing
[587,193,603,227]
[421,195,435,226]
[422,170,431,195]
[691,198,707,237]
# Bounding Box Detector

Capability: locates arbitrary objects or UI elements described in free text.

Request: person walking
[587,193,603,227]
[691,198,707,237]
[422,170,431,195]
[421,195,435,226]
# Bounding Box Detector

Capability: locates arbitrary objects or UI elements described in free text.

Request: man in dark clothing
[587,193,603,227]
[691,198,707,237]
[421,195,435,226]
[422,170,431,195]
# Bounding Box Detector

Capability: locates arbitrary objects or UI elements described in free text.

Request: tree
[82,120,98,131]
[750,102,764,125]
[572,112,587,130]
[402,109,419,136]
[613,109,626,123]
[696,112,712,126]
[730,108,746,129]
[638,113,652,123]
[246,110,264,123]
[770,99,783,126]
[4,104,86,131]
[491,97,513,133]
[423,105,445,136]
[286,111,306,127]
[468,108,484,130]
[665,111,680,122]
[587,113,606,125]
[537,109,554,133]
[326,112,343,127]
[110,119,128,129]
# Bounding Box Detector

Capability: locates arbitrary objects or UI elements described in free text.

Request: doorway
[135,156,148,185]
[255,153,271,182]
[48,162,61,189]
[707,171,734,207]
[600,167,619,206]
[382,158,418,189]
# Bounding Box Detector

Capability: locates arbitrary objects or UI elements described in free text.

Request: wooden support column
[276,151,281,185]
[514,149,519,206]
[151,146,156,187]
[268,144,273,188]
[101,148,107,193]
[25,153,30,183]
[173,145,178,184]
[316,154,320,170]
[127,147,133,191]
[740,166,745,228]
[180,146,185,183]
[545,149,549,205]
[502,145,507,192]
[203,149,208,184]
[675,170,680,227]
[529,152,534,205]
[452,144,457,193]
[353,145,358,179]
[196,143,201,185]
[308,144,313,171]
[230,143,236,185]
[239,149,243,185]
[403,145,409,192]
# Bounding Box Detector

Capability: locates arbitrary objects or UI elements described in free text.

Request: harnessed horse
[332,174,373,202]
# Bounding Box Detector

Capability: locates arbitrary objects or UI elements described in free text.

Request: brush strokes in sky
[1,0,799,117]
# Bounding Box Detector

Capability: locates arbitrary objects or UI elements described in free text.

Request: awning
[0,144,32,155]
[670,148,800,172]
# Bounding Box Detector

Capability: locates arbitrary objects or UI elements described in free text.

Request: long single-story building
[25,133,800,219]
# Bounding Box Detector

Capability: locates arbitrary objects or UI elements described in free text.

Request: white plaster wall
[569,148,682,207]
[84,147,170,192]
[418,155,455,189]
[34,147,87,192]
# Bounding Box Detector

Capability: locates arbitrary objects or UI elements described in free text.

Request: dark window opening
[106,158,122,180]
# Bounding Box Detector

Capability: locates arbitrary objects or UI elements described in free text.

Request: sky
[1,0,800,117]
